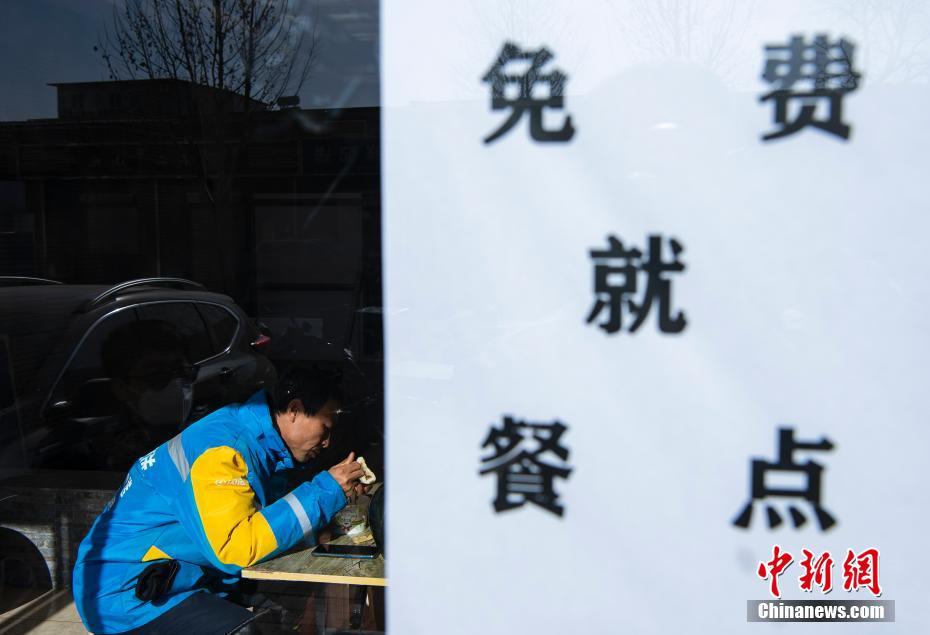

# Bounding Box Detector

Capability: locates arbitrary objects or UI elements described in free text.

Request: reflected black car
[0,277,276,473]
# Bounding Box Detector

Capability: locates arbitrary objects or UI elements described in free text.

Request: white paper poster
[383,1,930,632]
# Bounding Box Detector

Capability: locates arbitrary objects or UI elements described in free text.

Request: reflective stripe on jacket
[72,390,346,634]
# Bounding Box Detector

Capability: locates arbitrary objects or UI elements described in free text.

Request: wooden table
[242,531,386,587]
[243,531,386,632]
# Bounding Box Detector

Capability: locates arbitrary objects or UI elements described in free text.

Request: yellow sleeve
[189,446,279,568]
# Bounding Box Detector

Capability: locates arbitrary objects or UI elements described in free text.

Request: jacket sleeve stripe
[168,434,190,481]
[282,492,313,537]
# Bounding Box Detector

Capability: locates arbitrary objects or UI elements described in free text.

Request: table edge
[241,569,388,587]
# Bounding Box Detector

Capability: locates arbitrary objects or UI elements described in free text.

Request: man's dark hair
[101,319,189,380]
[270,367,343,416]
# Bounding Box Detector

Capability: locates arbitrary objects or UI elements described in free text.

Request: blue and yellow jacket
[72,391,346,634]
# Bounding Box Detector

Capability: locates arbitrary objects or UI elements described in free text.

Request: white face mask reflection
[132,378,194,427]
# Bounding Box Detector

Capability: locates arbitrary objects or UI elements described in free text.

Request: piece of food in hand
[356,456,377,484]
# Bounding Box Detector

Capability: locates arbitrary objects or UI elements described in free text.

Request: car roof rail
[87,277,206,309]
[0,276,63,286]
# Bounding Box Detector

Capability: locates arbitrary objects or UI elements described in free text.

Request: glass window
[136,302,212,363]
[44,308,141,471]
[58,308,137,383]
[197,303,239,353]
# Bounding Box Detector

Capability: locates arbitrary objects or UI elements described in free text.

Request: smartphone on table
[312,543,379,559]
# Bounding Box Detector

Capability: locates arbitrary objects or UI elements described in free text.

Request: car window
[136,302,212,363]
[197,304,239,354]
[46,306,197,472]
[44,308,140,471]
[60,308,138,380]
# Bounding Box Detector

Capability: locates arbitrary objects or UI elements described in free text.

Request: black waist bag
[134,560,180,602]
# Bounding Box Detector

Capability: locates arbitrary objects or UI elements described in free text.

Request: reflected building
[0,79,382,362]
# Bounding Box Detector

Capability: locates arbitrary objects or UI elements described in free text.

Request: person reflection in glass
[100,320,197,470]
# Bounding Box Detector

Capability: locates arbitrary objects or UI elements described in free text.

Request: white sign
[383,1,930,631]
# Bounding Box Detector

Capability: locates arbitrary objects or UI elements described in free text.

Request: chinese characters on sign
[760,34,861,141]
[479,416,572,516]
[758,546,882,598]
[733,427,837,531]
[482,42,575,144]
[586,234,687,335]
[481,34,865,146]
[473,32,866,535]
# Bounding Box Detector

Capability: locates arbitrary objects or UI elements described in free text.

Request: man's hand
[328,452,366,497]
[349,481,371,499]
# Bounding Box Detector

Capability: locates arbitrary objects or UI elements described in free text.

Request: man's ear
[287,398,304,418]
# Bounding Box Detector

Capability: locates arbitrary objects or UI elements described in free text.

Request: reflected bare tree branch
[93,1,321,298]
[822,0,930,83]
[99,0,319,105]
[608,0,757,80]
